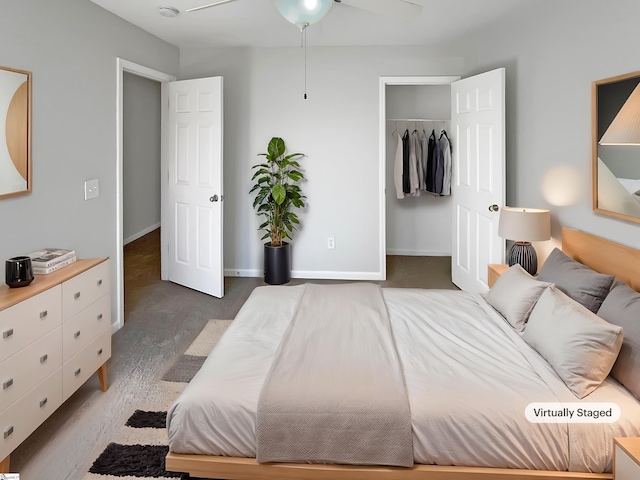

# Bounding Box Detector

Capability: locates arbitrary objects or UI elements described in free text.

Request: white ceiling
[89,0,534,49]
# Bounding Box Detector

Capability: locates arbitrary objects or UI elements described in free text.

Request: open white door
[451,68,505,292]
[161,77,224,298]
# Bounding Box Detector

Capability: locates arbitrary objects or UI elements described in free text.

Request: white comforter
[167,286,640,473]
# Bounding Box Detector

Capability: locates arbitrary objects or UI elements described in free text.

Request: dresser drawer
[62,328,111,401]
[0,286,62,364]
[0,369,62,460]
[0,327,62,412]
[62,294,110,362]
[62,260,110,320]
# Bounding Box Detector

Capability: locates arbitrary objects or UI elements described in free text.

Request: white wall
[450,0,640,258]
[385,85,452,256]
[180,46,464,278]
[0,0,179,328]
[123,72,161,244]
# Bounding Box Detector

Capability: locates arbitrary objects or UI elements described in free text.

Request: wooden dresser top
[0,258,108,312]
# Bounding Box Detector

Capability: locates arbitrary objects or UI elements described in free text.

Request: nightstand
[614,437,640,479]
[487,264,509,288]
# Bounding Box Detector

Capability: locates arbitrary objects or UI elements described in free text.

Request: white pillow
[522,287,624,399]
[485,264,552,331]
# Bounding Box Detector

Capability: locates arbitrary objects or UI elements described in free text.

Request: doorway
[123,72,161,247]
[115,59,176,330]
[378,76,460,282]
[379,71,506,292]
[122,71,162,321]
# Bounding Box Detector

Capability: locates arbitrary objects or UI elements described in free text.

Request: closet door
[450,68,505,292]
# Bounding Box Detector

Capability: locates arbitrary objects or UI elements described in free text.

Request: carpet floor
[84,319,232,480]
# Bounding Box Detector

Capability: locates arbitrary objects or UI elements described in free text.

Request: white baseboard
[124,222,160,245]
[386,249,451,256]
[292,270,383,281]
[224,268,262,277]
[223,268,383,281]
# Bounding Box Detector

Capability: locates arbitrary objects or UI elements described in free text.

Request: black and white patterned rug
[86,319,232,480]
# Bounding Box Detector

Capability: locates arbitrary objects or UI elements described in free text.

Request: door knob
[488,204,499,212]
[210,195,219,202]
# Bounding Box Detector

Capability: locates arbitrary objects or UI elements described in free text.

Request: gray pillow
[486,264,552,331]
[597,281,640,400]
[537,248,614,313]
[522,286,623,399]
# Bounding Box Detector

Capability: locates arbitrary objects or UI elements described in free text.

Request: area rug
[85,319,232,480]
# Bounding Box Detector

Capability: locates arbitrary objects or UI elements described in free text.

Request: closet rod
[387,118,447,122]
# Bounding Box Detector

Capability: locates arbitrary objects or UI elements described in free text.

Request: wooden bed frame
[166,227,640,480]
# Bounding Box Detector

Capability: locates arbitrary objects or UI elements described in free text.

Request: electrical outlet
[84,179,99,200]
[327,237,335,249]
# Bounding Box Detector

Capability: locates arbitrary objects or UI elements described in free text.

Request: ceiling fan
[180,0,423,100]
[185,0,423,23]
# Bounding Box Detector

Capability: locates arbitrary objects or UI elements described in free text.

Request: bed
[166,227,640,480]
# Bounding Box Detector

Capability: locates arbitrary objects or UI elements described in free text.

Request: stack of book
[28,248,77,274]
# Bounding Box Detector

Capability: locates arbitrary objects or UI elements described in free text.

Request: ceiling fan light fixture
[272,0,334,30]
[158,6,180,17]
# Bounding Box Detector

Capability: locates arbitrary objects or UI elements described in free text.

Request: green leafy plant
[250,137,306,247]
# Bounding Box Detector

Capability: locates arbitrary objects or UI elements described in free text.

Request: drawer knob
[97,313,103,320]
[3,328,14,339]
[97,279,103,286]
[74,292,81,300]
[40,397,48,408]
[98,348,103,356]
[75,368,81,376]
[74,331,81,339]
[40,354,48,363]
[3,378,14,390]
[4,426,13,439]
[40,310,48,319]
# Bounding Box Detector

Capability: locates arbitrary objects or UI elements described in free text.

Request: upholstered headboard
[562,227,640,293]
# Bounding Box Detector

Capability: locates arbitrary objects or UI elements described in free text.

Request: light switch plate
[84,179,99,200]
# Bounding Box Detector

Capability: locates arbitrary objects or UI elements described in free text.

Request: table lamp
[498,207,551,276]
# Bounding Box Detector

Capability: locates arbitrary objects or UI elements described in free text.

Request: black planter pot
[264,242,291,285]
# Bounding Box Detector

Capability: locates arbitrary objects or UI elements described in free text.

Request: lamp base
[508,242,538,276]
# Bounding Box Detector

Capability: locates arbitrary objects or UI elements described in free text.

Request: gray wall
[450,0,640,256]
[123,72,161,243]
[0,0,179,328]
[5,0,637,308]
[181,0,640,277]
[180,46,464,278]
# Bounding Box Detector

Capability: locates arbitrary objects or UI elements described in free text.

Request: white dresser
[0,258,111,473]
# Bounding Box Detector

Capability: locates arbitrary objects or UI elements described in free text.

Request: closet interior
[385,83,453,258]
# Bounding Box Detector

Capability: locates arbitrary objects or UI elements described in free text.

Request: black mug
[5,256,34,288]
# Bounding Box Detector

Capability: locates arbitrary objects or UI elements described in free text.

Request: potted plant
[250,137,306,284]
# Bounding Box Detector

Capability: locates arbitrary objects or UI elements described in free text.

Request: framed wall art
[0,65,31,200]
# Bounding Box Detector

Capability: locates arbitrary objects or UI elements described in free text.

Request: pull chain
[301,24,308,100]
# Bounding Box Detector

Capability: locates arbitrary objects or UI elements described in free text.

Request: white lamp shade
[600,83,640,145]
[272,0,333,29]
[498,207,551,242]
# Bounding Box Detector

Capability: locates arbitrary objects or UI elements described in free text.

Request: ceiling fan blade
[337,0,422,21]
[186,0,237,13]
